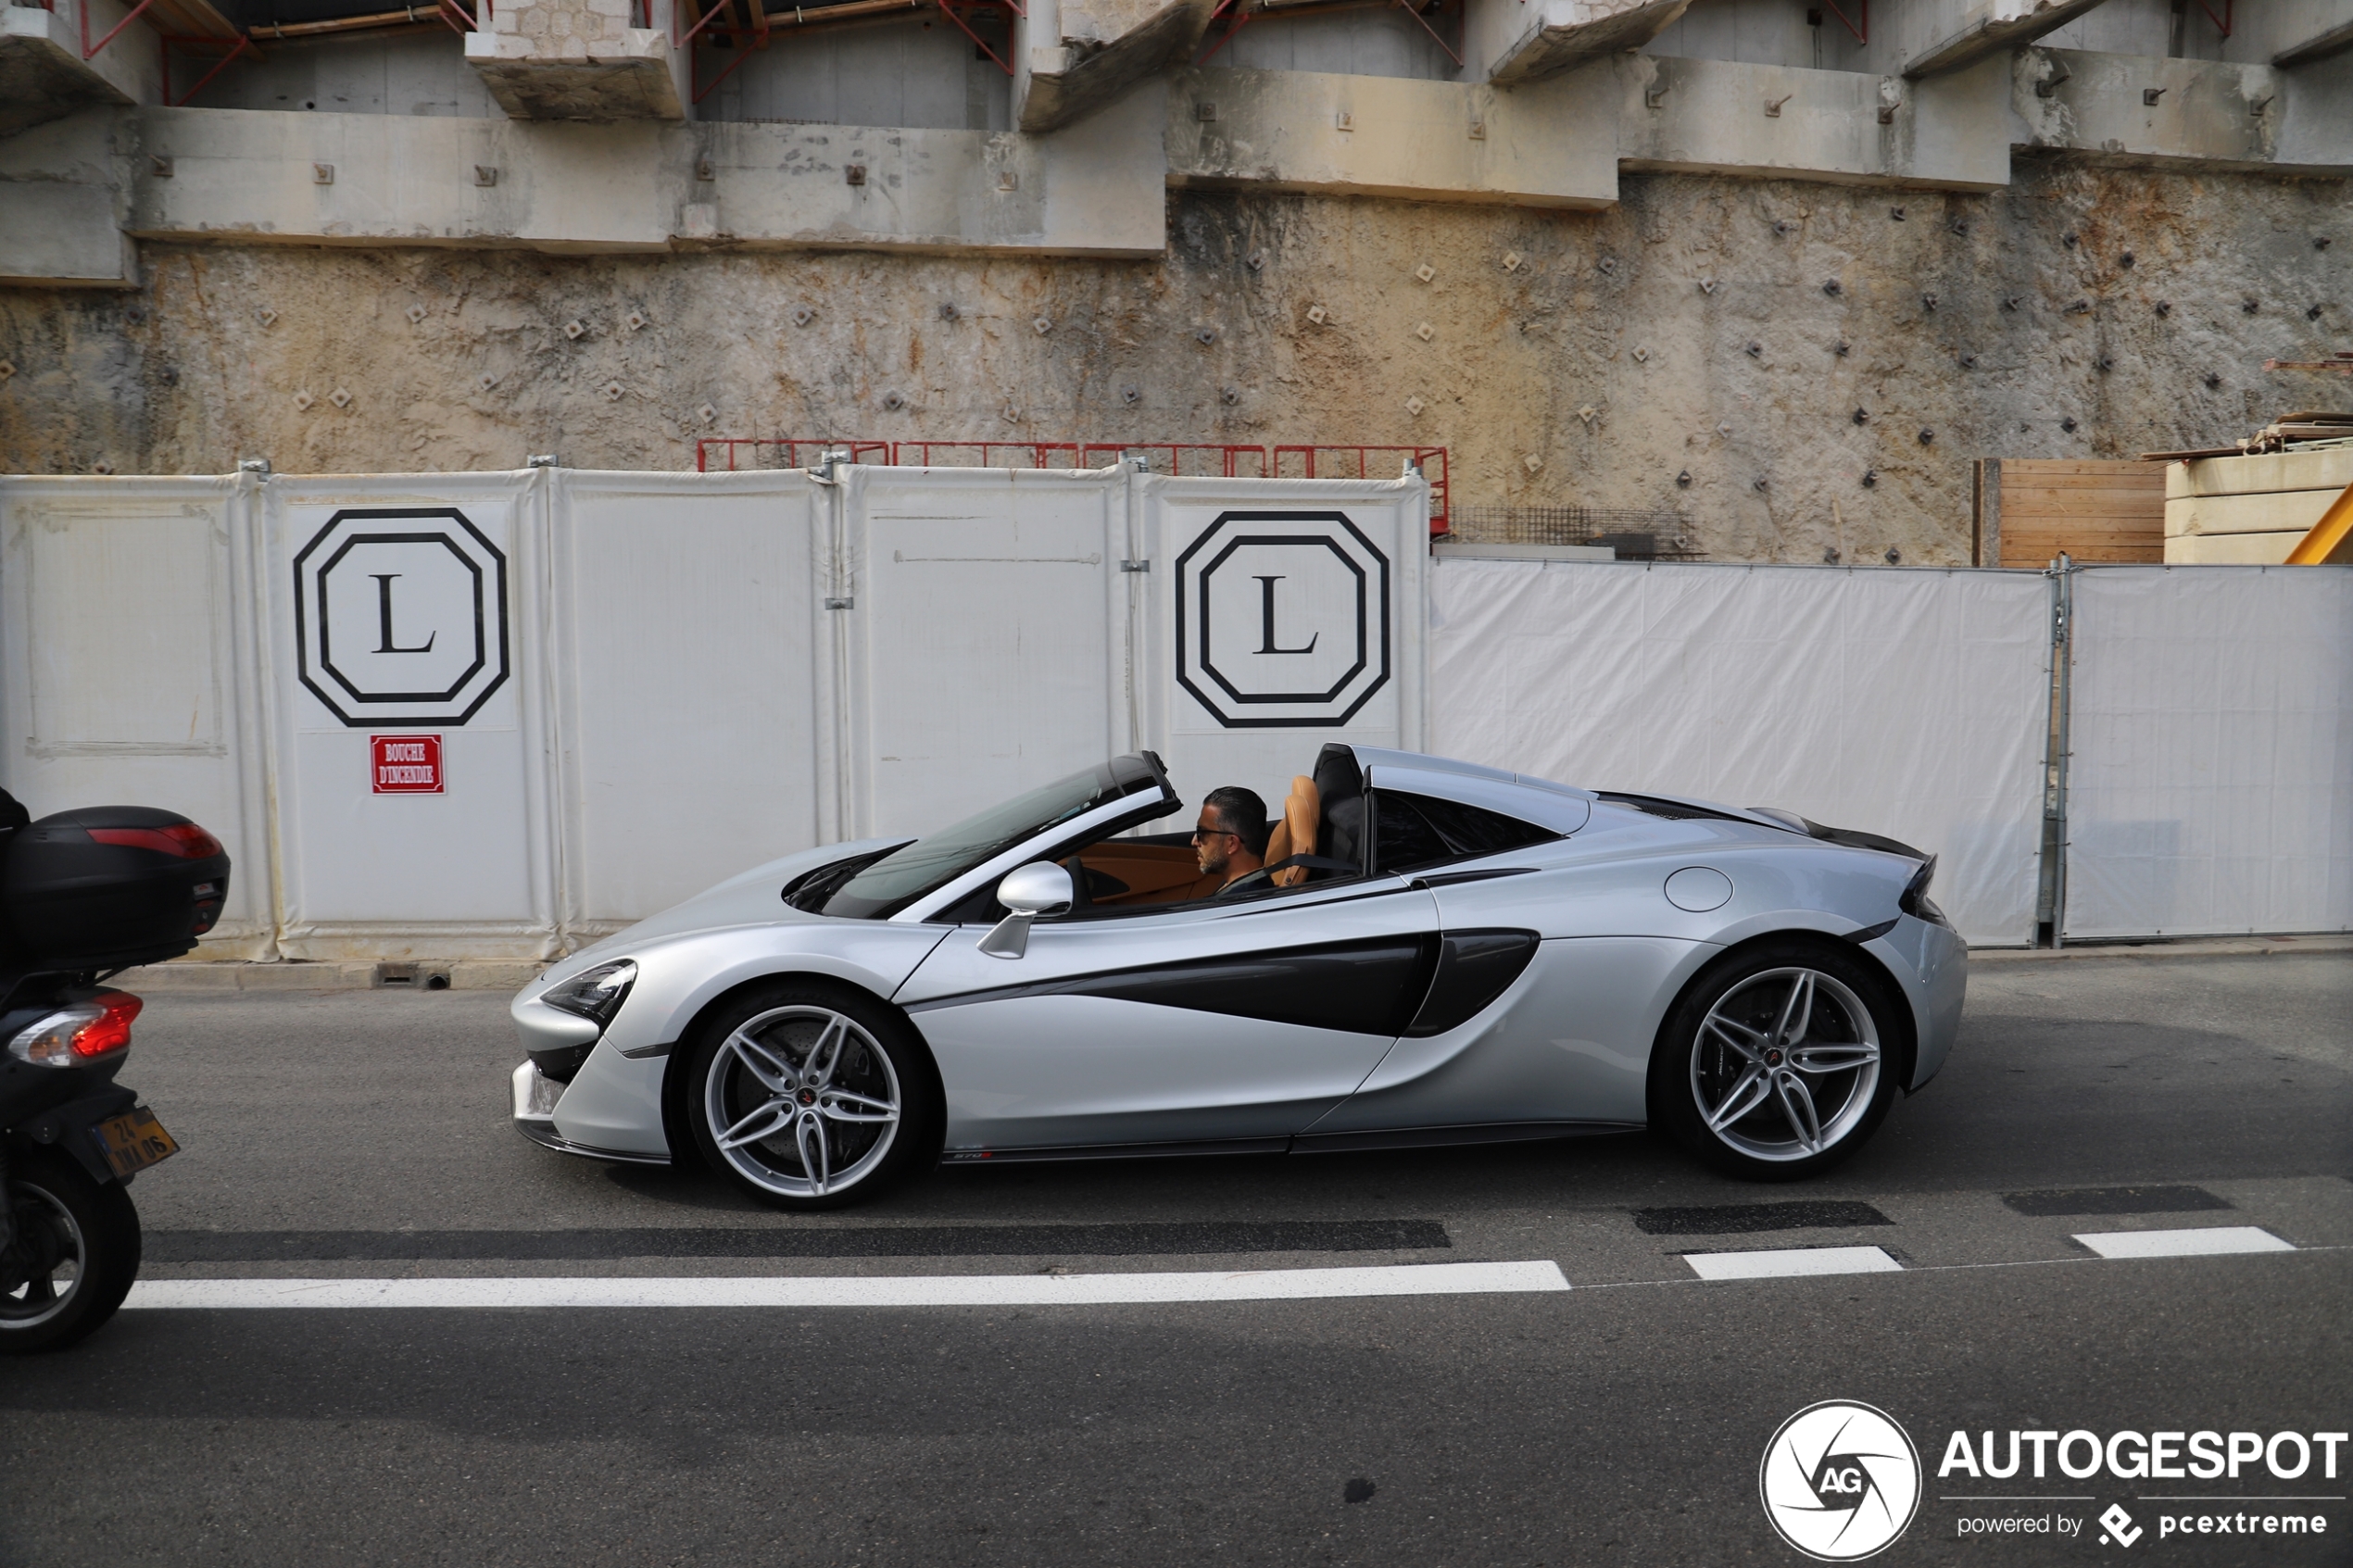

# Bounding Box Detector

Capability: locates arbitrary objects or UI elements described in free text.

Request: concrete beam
[699,86,1167,253]
[1901,0,2111,82]
[2273,19,2353,67]
[2012,47,2350,172]
[1617,54,2011,190]
[0,106,136,287]
[1018,0,1214,133]
[1167,65,1617,207]
[2208,0,2353,68]
[1470,0,1692,89]
[1,0,156,138]
[462,0,687,120]
[125,94,1167,254]
[11,37,2340,278]
[2277,56,2353,169]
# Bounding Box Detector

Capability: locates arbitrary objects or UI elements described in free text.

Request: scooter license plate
[96,1108,179,1180]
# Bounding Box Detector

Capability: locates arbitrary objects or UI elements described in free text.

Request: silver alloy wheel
[1689,966,1882,1163]
[704,1004,902,1199]
[0,1182,87,1332]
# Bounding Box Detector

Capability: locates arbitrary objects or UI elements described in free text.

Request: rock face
[2,161,2344,565]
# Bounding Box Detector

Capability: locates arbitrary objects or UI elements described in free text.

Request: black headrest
[1311,745,1365,875]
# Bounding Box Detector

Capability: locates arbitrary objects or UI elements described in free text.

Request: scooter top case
[1,803,232,973]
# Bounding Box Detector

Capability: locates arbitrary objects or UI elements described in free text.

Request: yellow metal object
[2284,479,2353,564]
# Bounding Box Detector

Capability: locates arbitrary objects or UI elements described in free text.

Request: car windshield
[819,759,1164,920]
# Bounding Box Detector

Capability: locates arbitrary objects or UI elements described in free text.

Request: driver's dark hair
[1202,785,1271,858]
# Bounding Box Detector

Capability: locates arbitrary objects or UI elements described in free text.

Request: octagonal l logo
[293,508,510,727]
[1174,510,1390,728]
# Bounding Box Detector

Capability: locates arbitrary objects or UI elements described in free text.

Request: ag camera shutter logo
[1760,1400,1922,1561]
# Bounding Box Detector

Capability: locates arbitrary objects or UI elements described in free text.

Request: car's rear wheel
[683,982,941,1211]
[1651,942,1904,1180]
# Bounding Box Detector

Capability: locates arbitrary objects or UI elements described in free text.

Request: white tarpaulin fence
[0,476,271,956]
[3,468,2347,959]
[1428,559,2053,946]
[2,462,1428,960]
[2061,566,2353,941]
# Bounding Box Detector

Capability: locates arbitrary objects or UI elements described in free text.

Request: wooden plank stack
[1971,459,2165,568]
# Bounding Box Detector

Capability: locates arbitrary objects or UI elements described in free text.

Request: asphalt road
[3,951,2348,1566]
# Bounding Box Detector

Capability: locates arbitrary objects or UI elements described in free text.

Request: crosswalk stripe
[122,1260,1571,1310]
[1684,1245,1904,1280]
[2072,1226,2294,1260]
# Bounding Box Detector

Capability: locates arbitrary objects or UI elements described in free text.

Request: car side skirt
[942,1136,1290,1164]
[1290,1120,1642,1153]
[938,1121,1642,1164]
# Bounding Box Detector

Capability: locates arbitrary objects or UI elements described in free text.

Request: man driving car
[1193,786,1271,896]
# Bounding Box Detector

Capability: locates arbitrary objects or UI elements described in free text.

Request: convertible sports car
[510,746,1966,1210]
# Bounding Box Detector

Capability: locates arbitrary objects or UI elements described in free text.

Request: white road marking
[1684,1246,1904,1280]
[2072,1225,2295,1260]
[123,1260,1571,1311]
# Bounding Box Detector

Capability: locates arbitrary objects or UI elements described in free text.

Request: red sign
[371,734,443,794]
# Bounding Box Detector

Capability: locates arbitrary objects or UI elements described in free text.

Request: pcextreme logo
[1761,1400,1924,1562]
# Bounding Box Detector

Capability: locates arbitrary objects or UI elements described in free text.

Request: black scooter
[0,788,231,1353]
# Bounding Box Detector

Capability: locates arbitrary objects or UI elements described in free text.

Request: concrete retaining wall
[7,156,2346,567]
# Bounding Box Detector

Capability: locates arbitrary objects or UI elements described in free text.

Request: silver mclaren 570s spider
[510,746,1966,1210]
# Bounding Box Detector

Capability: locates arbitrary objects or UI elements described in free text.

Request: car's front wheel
[1651,942,1905,1180]
[683,982,942,1210]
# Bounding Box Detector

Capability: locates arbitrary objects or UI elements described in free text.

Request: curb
[116,960,547,993]
[1969,935,2353,963]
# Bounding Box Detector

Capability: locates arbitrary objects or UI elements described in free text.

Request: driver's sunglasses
[1190,827,1238,843]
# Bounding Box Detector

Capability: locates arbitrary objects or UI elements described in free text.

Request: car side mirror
[977,861,1076,960]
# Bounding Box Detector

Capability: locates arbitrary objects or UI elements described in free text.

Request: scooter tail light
[74,991,143,1056]
[6,991,142,1067]
[88,823,224,859]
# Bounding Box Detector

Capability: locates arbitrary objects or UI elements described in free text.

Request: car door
[1303,779,1657,1140]
[894,877,1441,1156]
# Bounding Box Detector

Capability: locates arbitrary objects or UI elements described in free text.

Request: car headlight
[540,960,636,1031]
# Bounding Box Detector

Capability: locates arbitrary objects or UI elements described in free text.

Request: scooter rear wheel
[0,1149,142,1354]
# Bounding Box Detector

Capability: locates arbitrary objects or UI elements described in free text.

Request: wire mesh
[1447,505,1704,560]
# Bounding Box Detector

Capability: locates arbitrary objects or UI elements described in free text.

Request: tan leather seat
[1076,842,1219,906]
[1262,775,1320,888]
